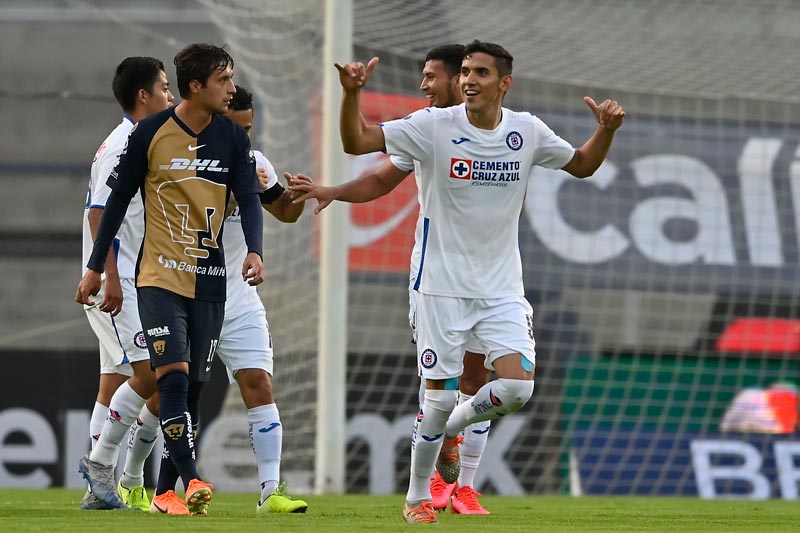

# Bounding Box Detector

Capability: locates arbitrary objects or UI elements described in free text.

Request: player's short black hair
[228,84,254,111]
[425,44,465,77]
[174,43,234,99]
[463,40,513,77]
[111,57,166,113]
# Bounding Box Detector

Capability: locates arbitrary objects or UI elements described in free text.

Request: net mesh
[195,0,800,495]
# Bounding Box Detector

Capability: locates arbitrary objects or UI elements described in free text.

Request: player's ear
[189,79,202,96]
[137,88,149,106]
[500,74,512,93]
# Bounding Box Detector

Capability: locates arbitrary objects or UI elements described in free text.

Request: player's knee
[156,371,189,400]
[236,368,272,394]
[423,388,458,413]
[494,378,534,413]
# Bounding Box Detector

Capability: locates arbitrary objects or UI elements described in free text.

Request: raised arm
[337,57,386,155]
[288,159,411,214]
[561,97,626,179]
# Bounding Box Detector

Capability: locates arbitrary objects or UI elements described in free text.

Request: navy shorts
[137,286,224,382]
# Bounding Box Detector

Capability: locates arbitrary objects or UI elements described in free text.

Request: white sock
[456,393,490,489]
[89,381,146,466]
[121,404,160,488]
[249,403,281,504]
[90,401,107,450]
[446,379,534,438]
[406,389,457,504]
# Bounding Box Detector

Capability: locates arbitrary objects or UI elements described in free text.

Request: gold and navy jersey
[107,107,261,302]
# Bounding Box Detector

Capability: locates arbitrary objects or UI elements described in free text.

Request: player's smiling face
[200,64,236,114]
[460,52,511,116]
[419,59,460,108]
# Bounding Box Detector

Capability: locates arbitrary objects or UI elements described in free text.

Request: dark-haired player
[79,56,173,511]
[77,43,264,517]
[333,39,625,523]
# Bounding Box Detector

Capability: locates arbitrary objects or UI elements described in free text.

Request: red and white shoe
[429,470,457,511]
[450,485,490,515]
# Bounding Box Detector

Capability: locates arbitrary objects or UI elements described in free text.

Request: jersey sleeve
[253,150,279,190]
[380,108,434,162]
[229,129,262,198]
[530,115,576,170]
[389,154,415,173]
[106,124,148,197]
[89,143,125,209]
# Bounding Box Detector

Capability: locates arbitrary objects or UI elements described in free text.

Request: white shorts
[84,278,149,376]
[216,305,273,384]
[409,284,482,353]
[415,293,535,380]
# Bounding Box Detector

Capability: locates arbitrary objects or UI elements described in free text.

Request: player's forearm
[86,190,132,273]
[565,126,616,178]
[87,208,120,280]
[334,173,396,203]
[238,192,264,257]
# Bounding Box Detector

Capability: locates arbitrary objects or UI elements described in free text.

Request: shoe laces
[407,501,437,522]
[269,482,298,501]
[430,473,453,493]
[455,486,484,510]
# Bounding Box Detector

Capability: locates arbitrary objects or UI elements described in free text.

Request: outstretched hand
[287,173,333,214]
[584,97,626,130]
[335,57,379,92]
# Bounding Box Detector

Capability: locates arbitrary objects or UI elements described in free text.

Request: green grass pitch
[1,489,798,532]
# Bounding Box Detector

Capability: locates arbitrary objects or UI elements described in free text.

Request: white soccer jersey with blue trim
[382,104,575,298]
[222,149,277,316]
[82,117,144,279]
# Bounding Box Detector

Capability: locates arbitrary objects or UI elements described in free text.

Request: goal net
[199,0,800,497]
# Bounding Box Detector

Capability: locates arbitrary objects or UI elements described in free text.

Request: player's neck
[174,100,213,135]
[466,104,503,130]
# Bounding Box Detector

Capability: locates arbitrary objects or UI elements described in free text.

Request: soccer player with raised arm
[150,85,308,515]
[79,56,173,511]
[289,44,494,514]
[333,40,625,524]
[76,43,265,517]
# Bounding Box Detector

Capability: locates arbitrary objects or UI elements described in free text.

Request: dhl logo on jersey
[159,158,229,172]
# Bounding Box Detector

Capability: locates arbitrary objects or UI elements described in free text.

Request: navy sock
[156,446,181,496]
[156,371,198,490]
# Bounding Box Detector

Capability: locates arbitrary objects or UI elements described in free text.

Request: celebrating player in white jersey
[332,40,625,524]
[79,56,173,511]
[290,44,495,514]
[147,85,309,515]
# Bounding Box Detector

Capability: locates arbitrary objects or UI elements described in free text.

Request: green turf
[0,489,798,532]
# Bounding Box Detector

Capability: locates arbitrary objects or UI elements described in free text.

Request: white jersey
[222,149,278,317]
[389,154,424,289]
[82,116,144,279]
[382,104,575,298]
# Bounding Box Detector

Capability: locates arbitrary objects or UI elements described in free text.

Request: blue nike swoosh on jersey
[451,137,471,144]
[139,436,158,444]
[471,427,491,435]
[259,422,281,433]
[421,433,443,442]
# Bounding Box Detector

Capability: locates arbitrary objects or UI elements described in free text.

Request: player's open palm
[242,251,264,286]
[335,57,379,92]
[287,173,333,214]
[584,96,626,130]
[75,270,102,307]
